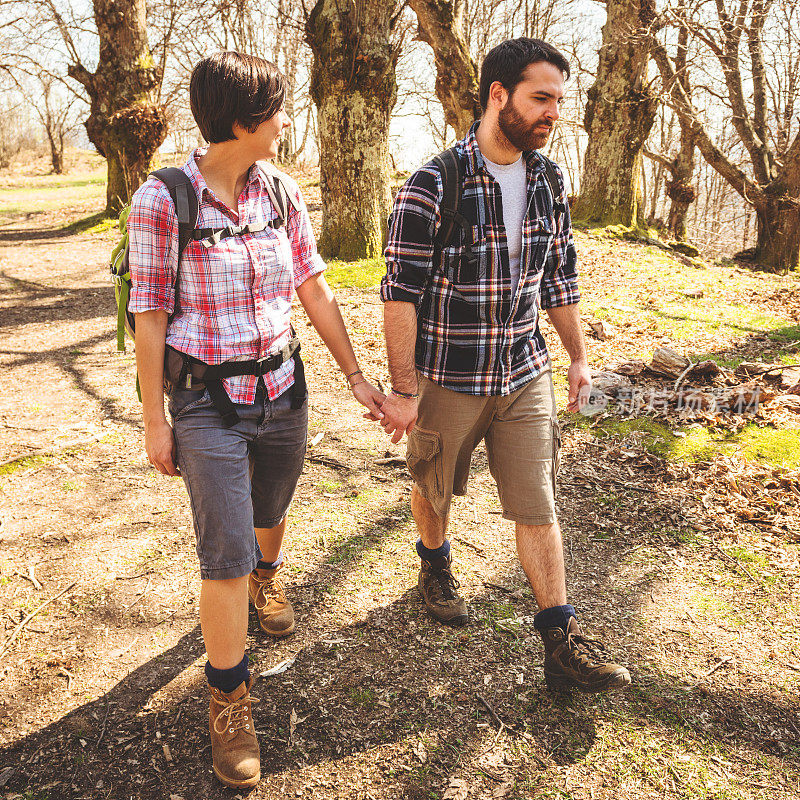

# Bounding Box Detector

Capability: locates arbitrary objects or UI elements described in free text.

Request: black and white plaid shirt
[381,123,580,396]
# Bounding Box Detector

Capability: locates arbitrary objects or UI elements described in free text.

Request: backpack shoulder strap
[149,167,200,259]
[432,147,464,247]
[149,167,199,319]
[541,156,566,219]
[256,161,301,228]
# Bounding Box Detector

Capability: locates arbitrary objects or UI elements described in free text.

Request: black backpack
[110,161,306,426]
[430,147,566,272]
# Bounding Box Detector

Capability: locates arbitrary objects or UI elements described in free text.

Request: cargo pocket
[551,417,562,494]
[406,427,443,496]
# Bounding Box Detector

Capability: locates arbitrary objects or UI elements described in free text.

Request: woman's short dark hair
[479,38,570,111]
[190,52,286,143]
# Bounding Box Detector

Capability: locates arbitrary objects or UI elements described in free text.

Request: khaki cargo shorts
[405,367,561,525]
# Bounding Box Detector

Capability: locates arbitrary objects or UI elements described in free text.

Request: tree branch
[643,147,676,172]
[651,37,761,204]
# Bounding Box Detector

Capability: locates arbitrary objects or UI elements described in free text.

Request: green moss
[325,257,384,288]
[769,323,800,344]
[61,211,116,235]
[736,424,800,469]
[0,454,47,477]
[569,416,799,468]
[569,416,678,458]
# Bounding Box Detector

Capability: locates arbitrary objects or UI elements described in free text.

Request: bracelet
[345,369,362,381]
[350,380,366,390]
[391,386,419,400]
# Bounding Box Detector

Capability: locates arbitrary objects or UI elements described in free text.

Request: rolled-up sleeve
[539,166,581,309]
[381,167,441,306]
[128,180,178,314]
[284,180,326,288]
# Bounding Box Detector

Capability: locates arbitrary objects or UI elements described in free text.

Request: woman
[128,51,384,788]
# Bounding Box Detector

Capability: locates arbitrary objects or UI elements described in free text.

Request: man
[380,38,630,692]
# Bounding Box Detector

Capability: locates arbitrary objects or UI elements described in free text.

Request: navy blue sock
[416,538,451,562]
[205,654,249,694]
[533,605,577,633]
[255,553,284,572]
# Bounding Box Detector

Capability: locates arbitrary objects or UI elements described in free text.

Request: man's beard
[497,95,552,151]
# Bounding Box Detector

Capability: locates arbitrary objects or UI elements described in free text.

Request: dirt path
[0,177,798,800]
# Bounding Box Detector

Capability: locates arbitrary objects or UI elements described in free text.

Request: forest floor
[0,150,798,800]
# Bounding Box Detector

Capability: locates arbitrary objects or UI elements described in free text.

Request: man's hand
[145,419,180,476]
[351,380,386,422]
[566,360,592,413]
[380,393,418,444]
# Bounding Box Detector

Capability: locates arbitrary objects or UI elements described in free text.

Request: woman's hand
[350,380,386,422]
[145,418,180,476]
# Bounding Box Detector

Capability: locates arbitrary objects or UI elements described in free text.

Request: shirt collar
[458,120,546,178]
[184,147,265,201]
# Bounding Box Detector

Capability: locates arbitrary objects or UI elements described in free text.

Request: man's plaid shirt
[381,123,580,396]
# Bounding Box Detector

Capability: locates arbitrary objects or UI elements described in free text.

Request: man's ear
[488,80,508,110]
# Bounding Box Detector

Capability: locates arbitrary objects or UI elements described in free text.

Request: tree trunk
[306,0,398,261]
[68,0,166,214]
[571,0,659,227]
[409,0,480,139]
[664,25,696,241]
[47,129,64,175]
[753,196,800,272]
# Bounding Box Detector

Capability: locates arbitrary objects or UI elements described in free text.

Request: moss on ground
[567,414,800,468]
[325,257,384,288]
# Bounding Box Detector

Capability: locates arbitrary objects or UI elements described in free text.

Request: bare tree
[33,75,81,174]
[644,23,698,242]
[32,0,169,211]
[305,0,403,260]
[651,0,800,271]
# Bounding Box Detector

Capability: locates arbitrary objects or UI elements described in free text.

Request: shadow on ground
[3,473,798,798]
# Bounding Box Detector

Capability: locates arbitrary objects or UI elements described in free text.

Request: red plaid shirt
[128,149,325,404]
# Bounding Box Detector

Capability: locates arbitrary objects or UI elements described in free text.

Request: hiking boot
[418,555,468,626]
[208,678,260,788]
[248,561,295,636]
[540,616,631,693]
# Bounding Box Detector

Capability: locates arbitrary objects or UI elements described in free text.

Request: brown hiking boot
[208,678,260,788]
[418,555,468,626]
[540,616,631,693]
[248,561,295,636]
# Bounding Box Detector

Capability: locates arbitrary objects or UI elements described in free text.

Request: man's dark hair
[190,51,286,143]
[479,38,570,111]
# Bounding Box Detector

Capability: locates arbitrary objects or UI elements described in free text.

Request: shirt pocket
[523,215,555,278]
[252,229,292,296]
[440,224,489,285]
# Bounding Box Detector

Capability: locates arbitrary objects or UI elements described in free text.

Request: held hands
[350,379,386,422]
[379,392,418,444]
[145,418,180,476]
[566,360,592,413]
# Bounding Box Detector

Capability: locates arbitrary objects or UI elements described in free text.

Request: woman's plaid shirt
[381,124,580,396]
[128,149,325,404]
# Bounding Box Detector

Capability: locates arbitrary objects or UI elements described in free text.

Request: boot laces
[566,629,609,667]
[252,563,286,611]
[213,692,260,735]
[427,563,461,602]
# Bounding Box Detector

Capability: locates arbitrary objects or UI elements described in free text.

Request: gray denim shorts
[169,383,308,580]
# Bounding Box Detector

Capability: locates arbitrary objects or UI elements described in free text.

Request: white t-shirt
[482,153,527,296]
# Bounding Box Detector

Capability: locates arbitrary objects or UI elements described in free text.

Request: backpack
[110,162,306,425]
[110,161,298,352]
[430,146,566,274]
